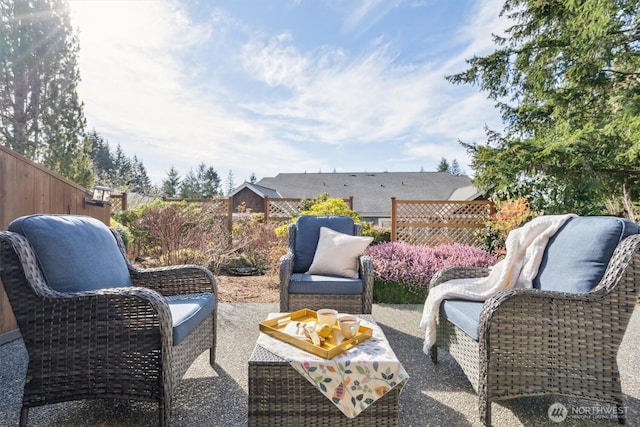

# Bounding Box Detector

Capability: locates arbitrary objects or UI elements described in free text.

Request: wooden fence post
[391,197,397,242]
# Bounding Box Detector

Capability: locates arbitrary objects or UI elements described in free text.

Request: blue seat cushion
[533,216,640,293]
[293,216,354,273]
[441,299,483,341]
[288,273,364,295]
[166,293,215,345]
[8,214,133,292]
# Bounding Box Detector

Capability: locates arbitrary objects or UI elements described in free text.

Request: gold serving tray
[259,309,373,359]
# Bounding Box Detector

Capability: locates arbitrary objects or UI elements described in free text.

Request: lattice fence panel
[267,199,304,222]
[394,200,494,246]
[110,194,126,214]
[205,198,231,213]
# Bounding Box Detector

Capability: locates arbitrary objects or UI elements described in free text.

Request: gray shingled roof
[255,172,478,217]
[229,182,281,198]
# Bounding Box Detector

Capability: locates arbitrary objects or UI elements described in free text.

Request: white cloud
[70,0,507,185]
[342,0,398,34]
[241,32,311,89]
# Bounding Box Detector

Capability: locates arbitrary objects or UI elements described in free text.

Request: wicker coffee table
[248,315,401,427]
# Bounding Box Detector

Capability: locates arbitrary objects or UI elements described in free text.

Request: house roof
[229,182,281,198]
[254,172,480,217]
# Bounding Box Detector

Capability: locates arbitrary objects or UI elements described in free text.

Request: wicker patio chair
[280,215,374,314]
[0,214,217,427]
[429,216,640,426]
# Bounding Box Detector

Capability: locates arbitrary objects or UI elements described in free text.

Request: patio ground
[1,300,639,427]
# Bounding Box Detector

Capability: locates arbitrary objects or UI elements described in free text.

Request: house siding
[233,187,264,213]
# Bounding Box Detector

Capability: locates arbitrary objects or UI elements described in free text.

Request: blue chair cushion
[8,214,133,293]
[167,293,215,346]
[533,216,640,293]
[293,216,354,273]
[288,273,364,295]
[441,299,483,341]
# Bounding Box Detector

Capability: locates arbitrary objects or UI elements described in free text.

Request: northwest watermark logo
[548,403,568,423]
[548,402,627,423]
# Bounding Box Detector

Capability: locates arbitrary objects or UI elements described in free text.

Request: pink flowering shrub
[364,242,499,291]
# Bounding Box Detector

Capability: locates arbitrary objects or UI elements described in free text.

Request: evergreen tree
[449,159,463,176]
[436,158,450,172]
[180,169,200,198]
[0,0,91,186]
[197,163,220,198]
[225,169,235,195]
[112,144,132,188]
[130,155,152,194]
[249,172,257,184]
[449,0,640,215]
[177,163,220,198]
[87,130,115,184]
[161,166,181,198]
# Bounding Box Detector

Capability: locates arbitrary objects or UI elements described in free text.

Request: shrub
[109,218,132,251]
[482,197,536,255]
[275,193,374,237]
[112,200,231,269]
[369,226,391,244]
[228,204,286,274]
[373,280,427,304]
[364,242,498,292]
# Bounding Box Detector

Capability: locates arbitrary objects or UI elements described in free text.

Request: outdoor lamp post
[84,185,112,208]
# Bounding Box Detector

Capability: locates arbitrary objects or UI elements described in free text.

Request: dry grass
[216,273,279,303]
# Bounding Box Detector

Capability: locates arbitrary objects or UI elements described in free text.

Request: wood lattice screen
[265,198,304,222]
[264,197,353,223]
[110,193,127,214]
[391,199,494,246]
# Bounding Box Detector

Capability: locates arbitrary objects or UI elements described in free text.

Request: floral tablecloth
[256,314,409,418]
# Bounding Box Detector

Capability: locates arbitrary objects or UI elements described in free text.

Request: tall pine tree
[161,166,181,198]
[0,0,92,186]
[88,129,115,184]
[130,155,152,194]
[225,169,235,195]
[112,144,132,188]
[180,169,201,199]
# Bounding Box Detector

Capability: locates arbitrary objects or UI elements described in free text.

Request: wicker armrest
[429,266,490,290]
[279,252,294,311]
[480,269,636,359]
[481,287,599,332]
[359,254,374,312]
[129,265,217,297]
[24,286,173,351]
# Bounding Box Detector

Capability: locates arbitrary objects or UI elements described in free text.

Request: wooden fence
[0,145,111,344]
[391,198,494,246]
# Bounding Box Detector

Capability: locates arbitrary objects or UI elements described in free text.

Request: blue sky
[68,0,508,187]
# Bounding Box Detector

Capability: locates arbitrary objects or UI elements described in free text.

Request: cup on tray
[316,309,338,327]
[338,315,360,339]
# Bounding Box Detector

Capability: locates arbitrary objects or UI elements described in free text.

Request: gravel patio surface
[0,303,638,426]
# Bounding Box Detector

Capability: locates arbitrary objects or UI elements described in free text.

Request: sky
[67,0,509,187]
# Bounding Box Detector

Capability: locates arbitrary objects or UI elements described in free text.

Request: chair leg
[430,346,438,363]
[159,400,172,427]
[479,393,490,426]
[19,407,29,427]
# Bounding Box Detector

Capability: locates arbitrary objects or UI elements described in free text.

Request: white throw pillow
[306,226,373,278]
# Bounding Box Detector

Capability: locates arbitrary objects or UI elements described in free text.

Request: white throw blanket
[420,214,575,353]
